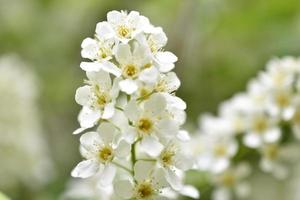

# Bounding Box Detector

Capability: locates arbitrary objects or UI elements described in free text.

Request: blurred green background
[1,0,300,199]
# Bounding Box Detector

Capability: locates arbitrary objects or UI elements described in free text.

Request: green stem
[137,158,156,162]
[112,161,133,174]
[131,141,137,174]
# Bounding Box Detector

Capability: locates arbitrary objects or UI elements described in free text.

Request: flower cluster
[189,57,300,200]
[0,55,53,190]
[72,10,198,200]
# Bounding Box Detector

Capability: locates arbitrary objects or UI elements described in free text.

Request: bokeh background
[1,0,300,199]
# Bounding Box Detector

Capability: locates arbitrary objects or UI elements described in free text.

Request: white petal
[102,103,115,119]
[153,168,169,188]
[127,11,140,25]
[163,72,180,92]
[243,132,262,148]
[80,62,102,72]
[175,154,193,170]
[110,109,130,130]
[164,168,182,191]
[180,185,200,199]
[86,70,111,88]
[134,160,155,181]
[75,85,91,106]
[196,154,213,171]
[81,37,98,59]
[115,43,131,64]
[97,122,117,144]
[99,164,116,186]
[99,60,121,77]
[157,62,175,73]
[95,21,114,39]
[162,93,186,110]
[263,128,281,143]
[73,127,87,135]
[150,27,167,48]
[144,93,166,116]
[176,130,190,142]
[80,131,101,151]
[212,158,229,173]
[119,79,138,94]
[139,66,159,83]
[81,61,121,77]
[156,51,177,72]
[157,119,179,136]
[115,140,131,158]
[114,180,134,199]
[140,136,164,157]
[122,126,138,144]
[110,77,121,98]
[124,100,141,121]
[107,10,123,24]
[78,107,101,129]
[156,51,178,63]
[71,160,99,178]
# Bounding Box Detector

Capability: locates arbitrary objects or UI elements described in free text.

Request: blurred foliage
[1,0,300,199]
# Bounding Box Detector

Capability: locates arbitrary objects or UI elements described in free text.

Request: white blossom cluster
[189,57,300,200]
[71,10,199,200]
[0,55,53,190]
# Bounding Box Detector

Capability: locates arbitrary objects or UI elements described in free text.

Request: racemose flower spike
[189,56,300,200]
[71,10,199,200]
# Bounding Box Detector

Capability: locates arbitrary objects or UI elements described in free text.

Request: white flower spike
[72,10,196,200]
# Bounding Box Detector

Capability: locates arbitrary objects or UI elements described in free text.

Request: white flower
[96,10,153,43]
[212,163,251,200]
[219,93,252,134]
[136,29,177,73]
[74,70,119,132]
[259,143,300,179]
[124,94,179,156]
[63,174,115,200]
[114,161,168,200]
[0,55,53,190]
[157,141,192,191]
[259,143,288,179]
[243,111,281,148]
[193,115,238,173]
[73,10,191,199]
[79,37,122,76]
[195,133,238,173]
[71,122,130,186]
[115,41,158,94]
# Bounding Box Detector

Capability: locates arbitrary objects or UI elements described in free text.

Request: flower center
[98,145,114,162]
[148,38,157,53]
[123,64,139,78]
[135,181,155,199]
[253,117,268,133]
[160,149,175,167]
[137,118,153,134]
[264,144,278,160]
[98,48,108,59]
[138,87,151,99]
[213,145,227,157]
[94,85,110,108]
[118,25,130,38]
[220,172,236,187]
[275,93,290,108]
[156,80,166,92]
